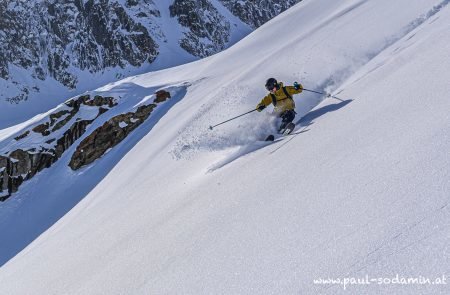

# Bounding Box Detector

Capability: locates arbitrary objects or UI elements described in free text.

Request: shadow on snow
[0,83,188,267]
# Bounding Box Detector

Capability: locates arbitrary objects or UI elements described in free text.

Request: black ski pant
[278,109,296,132]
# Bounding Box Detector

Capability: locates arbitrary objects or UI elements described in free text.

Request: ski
[264,122,296,141]
[281,122,295,135]
[265,134,275,141]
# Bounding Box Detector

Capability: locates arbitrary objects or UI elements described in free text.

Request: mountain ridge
[0,0,299,108]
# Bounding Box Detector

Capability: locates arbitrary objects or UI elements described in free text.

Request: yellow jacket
[257,82,303,114]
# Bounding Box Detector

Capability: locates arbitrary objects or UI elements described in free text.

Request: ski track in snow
[202,0,450,171]
[173,0,450,170]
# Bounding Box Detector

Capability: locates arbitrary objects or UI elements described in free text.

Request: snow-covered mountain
[0,0,299,128]
[0,0,449,294]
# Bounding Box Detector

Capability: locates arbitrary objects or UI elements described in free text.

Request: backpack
[270,86,292,106]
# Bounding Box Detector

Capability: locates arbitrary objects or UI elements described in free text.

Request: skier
[256,77,303,134]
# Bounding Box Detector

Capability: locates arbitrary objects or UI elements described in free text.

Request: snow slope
[1,0,449,294]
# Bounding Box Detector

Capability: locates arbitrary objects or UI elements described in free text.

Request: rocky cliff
[0,0,301,104]
[219,0,301,29]
[0,94,117,200]
[69,90,171,170]
[0,88,173,201]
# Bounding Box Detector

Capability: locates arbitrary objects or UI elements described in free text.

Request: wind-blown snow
[0,0,449,294]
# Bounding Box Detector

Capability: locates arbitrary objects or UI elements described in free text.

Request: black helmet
[265,78,278,91]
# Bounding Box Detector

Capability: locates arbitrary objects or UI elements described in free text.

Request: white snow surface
[1,0,450,294]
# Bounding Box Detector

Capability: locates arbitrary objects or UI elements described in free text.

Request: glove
[257,104,266,112]
[293,81,302,90]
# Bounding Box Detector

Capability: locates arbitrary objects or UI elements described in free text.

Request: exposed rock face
[169,0,231,58]
[69,89,171,170]
[154,89,171,103]
[168,0,302,58]
[0,0,158,103]
[218,0,301,29]
[0,95,117,201]
[69,1,158,70]
[14,131,30,141]
[0,89,173,200]
[0,0,300,104]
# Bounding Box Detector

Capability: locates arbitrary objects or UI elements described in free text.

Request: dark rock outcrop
[0,89,173,200]
[218,0,302,29]
[154,89,171,103]
[0,0,158,103]
[0,95,117,201]
[170,0,231,58]
[1,0,301,103]
[14,131,30,141]
[69,89,171,170]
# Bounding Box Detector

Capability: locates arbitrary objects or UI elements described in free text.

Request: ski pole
[208,96,293,130]
[209,108,257,130]
[209,87,345,130]
[303,88,345,102]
